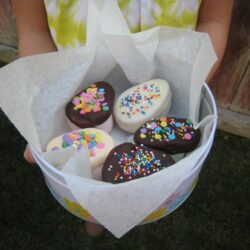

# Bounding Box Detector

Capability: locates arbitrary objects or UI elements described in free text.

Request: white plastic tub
[31,83,217,224]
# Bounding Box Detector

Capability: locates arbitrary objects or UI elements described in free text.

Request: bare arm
[196,0,234,82]
[12,0,57,163]
[12,0,57,57]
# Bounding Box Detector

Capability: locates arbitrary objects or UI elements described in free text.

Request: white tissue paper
[0,0,217,238]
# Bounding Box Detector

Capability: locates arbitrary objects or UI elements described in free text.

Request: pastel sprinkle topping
[155,134,162,140]
[61,130,105,157]
[139,117,196,142]
[161,121,167,127]
[119,83,161,119]
[72,84,110,114]
[113,146,165,183]
[96,143,105,149]
[184,133,192,140]
[169,134,176,140]
[140,128,147,133]
[175,122,181,127]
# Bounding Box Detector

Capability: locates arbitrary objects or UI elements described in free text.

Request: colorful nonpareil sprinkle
[72,84,110,114]
[119,83,161,119]
[139,117,196,142]
[111,146,166,183]
[61,130,105,157]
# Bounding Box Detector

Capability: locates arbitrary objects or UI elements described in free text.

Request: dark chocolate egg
[102,143,175,184]
[134,117,201,154]
[65,81,115,128]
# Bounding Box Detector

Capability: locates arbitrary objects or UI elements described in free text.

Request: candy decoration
[134,117,201,154]
[102,143,175,183]
[137,117,196,142]
[61,130,105,157]
[72,84,110,114]
[119,83,161,119]
[184,133,192,140]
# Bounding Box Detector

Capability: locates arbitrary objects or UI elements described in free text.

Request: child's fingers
[84,221,104,237]
[24,144,36,164]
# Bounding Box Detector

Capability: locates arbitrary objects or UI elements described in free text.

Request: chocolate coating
[102,142,175,184]
[65,82,115,128]
[134,117,201,154]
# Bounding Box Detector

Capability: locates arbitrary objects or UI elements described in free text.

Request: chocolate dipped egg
[134,117,201,154]
[65,82,115,133]
[46,128,115,170]
[114,79,171,133]
[102,143,175,184]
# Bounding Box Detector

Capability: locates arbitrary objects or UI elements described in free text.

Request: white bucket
[31,83,217,224]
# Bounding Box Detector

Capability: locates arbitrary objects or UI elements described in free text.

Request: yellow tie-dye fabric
[44,0,202,49]
[140,0,202,30]
[44,0,87,49]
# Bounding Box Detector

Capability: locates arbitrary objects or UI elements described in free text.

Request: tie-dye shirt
[44,0,202,49]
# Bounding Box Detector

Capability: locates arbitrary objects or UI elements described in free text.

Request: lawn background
[0,63,249,250]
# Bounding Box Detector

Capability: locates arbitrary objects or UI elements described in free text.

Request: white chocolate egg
[114,79,171,133]
[46,128,115,169]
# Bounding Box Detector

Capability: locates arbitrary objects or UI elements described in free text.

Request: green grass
[0,107,250,250]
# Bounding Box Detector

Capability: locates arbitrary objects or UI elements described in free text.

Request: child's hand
[24,144,36,164]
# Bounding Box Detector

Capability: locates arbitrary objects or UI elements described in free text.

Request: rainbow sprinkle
[110,146,167,183]
[72,84,110,114]
[119,83,161,119]
[139,117,195,142]
[61,130,105,157]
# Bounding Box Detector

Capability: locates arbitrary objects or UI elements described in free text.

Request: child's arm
[12,0,57,57]
[12,0,57,163]
[196,0,234,82]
